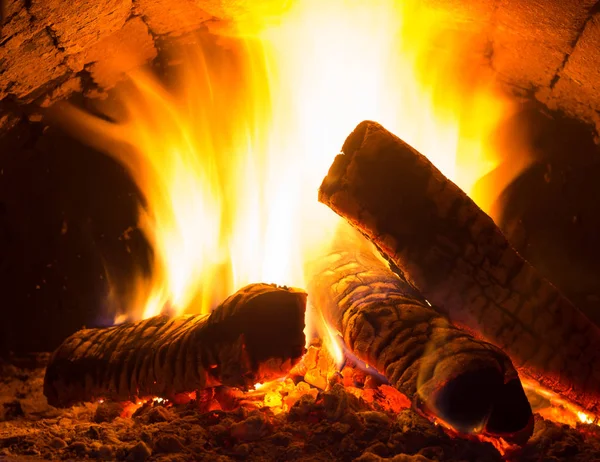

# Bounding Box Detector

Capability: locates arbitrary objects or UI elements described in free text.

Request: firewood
[319,120,600,414]
[44,283,306,407]
[307,225,533,443]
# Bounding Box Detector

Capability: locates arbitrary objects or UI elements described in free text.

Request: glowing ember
[474,435,514,457]
[120,400,145,418]
[244,378,319,414]
[430,415,516,456]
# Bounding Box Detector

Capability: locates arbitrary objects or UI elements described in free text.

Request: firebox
[2,0,600,461]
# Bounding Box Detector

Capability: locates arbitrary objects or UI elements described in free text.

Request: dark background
[0,118,150,353]
[1,95,600,355]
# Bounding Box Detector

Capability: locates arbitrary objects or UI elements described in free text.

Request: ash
[1,355,599,462]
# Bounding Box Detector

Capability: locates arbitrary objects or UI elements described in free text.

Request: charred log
[307,226,533,444]
[319,120,600,415]
[44,283,306,407]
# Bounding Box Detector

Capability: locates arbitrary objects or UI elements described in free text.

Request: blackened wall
[0,120,150,354]
[495,105,600,327]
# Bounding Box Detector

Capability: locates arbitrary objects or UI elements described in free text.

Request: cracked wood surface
[1,0,600,130]
[308,225,532,443]
[43,283,307,407]
[319,120,600,415]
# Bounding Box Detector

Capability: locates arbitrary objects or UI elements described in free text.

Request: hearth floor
[1,355,599,461]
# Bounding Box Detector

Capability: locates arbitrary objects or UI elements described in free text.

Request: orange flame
[522,378,598,428]
[56,0,516,332]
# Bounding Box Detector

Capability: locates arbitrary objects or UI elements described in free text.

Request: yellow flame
[319,309,344,368]
[57,0,516,327]
[523,378,598,427]
[578,412,594,425]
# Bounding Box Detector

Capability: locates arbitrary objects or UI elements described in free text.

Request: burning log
[319,120,600,415]
[44,283,306,407]
[308,226,533,443]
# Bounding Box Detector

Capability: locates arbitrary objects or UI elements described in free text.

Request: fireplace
[3,0,600,461]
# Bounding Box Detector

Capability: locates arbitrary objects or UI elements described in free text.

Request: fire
[318,309,344,367]
[55,1,514,331]
[48,1,600,446]
[578,412,595,425]
[522,378,599,428]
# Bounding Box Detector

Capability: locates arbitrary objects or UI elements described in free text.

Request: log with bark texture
[319,120,600,414]
[44,283,306,407]
[307,225,533,443]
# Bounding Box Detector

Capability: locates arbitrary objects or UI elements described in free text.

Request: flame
[578,412,595,425]
[522,378,598,428]
[56,0,515,328]
[318,308,344,368]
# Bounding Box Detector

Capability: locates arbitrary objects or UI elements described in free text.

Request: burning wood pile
[4,0,600,459]
[317,120,600,418]
[0,122,595,461]
[44,284,307,408]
